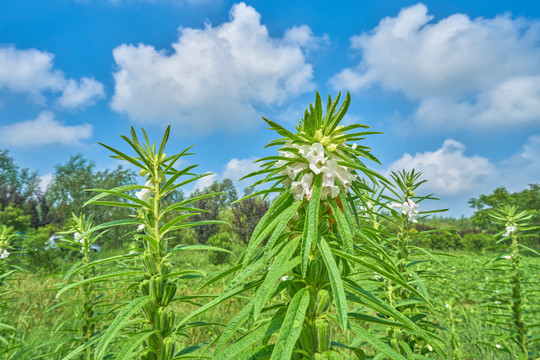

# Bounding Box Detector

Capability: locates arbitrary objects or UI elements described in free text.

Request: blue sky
[1,0,539,216]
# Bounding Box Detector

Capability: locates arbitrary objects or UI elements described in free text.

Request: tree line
[0,148,538,262]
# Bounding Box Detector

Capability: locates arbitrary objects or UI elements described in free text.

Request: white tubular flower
[0,249,9,259]
[291,172,314,201]
[503,225,516,237]
[286,162,308,180]
[306,143,327,174]
[136,180,153,202]
[335,165,354,188]
[389,202,402,210]
[401,199,419,223]
[137,224,145,231]
[502,255,511,260]
[280,275,289,281]
[495,344,502,349]
[351,143,358,150]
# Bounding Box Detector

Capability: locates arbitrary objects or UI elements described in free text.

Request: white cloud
[331,3,540,130]
[56,77,105,109]
[223,157,260,183]
[192,172,218,192]
[387,139,495,195]
[190,157,261,195]
[111,2,319,133]
[0,45,104,109]
[0,111,93,148]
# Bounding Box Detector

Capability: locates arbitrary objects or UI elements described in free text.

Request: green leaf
[270,288,310,360]
[263,200,303,264]
[243,193,292,266]
[157,125,170,159]
[56,271,143,299]
[94,296,153,360]
[116,330,158,360]
[60,333,103,360]
[301,174,322,277]
[253,243,301,319]
[331,249,430,304]
[217,316,285,360]
[64,254,137,280]
[214,301,255,353]
[318,236,348,331]
[327,197,353,253]
[350,323,407,360]
[167,244,233,256]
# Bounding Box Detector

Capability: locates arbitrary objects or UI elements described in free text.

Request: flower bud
[159,337,176,360]
[315,289,332,315]
[142,301,156,321]
[139,279,150,296]
[140,349,157,360]
[162,282,177,307]
[150,275,163,303]
[161,263,173,276]
[314,317,332,353]
[142,252,159,275]
[139,169,148,177]
[299,326,314,354]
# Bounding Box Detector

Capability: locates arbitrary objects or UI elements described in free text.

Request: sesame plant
[0,225,19,357]
[55,213,108,360]
[61,126,228,360]
[381,170,445,355]
[483,205,539,359]
[348,170,447,357]
[180,92,445,359]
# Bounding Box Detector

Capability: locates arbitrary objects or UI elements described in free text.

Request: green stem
[510,235,528,356]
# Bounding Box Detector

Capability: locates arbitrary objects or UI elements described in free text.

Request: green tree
[0,150,43,228]
[46,154,136,247]
[189,178,237,243]
[232,188,269,244]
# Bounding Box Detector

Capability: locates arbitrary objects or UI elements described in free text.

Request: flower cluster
[390,199,419,223]
[503,225,516,237]
[0,248,9,259]
[275,141,356,201]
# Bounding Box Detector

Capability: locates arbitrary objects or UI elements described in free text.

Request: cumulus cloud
[0,111,93,148]
[387,139,495,195]
[331,3,540,130]
[191,157,261,195]
[0,45,104,109]
[111,2,320,133]
[222,157,260,183]
[56,77,105,109]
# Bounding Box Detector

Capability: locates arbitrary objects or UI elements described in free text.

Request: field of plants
[0,92,539,359]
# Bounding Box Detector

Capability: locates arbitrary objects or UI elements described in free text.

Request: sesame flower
[496,344,502,349]
[0,249,9,259]
[502,255,512,260]
[390,199,419,223]
[137,224,145,231]
[280,276,289,281]
[503,225,516,237]
[278,142,356,201]
[136,180,153,202]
